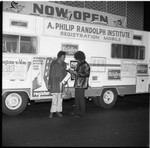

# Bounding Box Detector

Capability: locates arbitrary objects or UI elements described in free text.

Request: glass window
[133,35,142,40]
[122,45,130,58]
[3,34,18,53]
[3,41,6,52]
[111,44,121,58]
[111,44,116,57]
[20,36,37,54]
[111,44,145,60]
[139,47,145,60]
[3,34,37,54]
[129,46,135,59]
[135,46,145,60]
[122,45,135,59]
[135,46,140,59]
[116,45,122,58]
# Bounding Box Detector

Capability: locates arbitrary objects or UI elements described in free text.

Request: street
[2,94,149,147]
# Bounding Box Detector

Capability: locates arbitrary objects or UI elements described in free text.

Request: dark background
[144,1,150,31]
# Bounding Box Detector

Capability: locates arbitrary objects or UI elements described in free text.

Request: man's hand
[63,81,67,86]
[67,69,77,75]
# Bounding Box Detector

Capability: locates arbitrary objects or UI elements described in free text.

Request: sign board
[137,64,148,74]
[121,60,137,77]
[32,57,53,98]
[3,1,127,28]
[108,69,121,80]
[10,20,28,27]
[3,57,27,80]
[62,43,78,55]
[44,19,133,44]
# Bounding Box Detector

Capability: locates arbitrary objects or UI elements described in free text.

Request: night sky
[144,1,150,31]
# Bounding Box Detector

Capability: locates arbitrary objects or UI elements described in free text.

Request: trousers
[74,88,85,116]
[50,93,63,113]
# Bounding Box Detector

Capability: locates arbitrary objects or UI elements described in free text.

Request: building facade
[52,1,144,30]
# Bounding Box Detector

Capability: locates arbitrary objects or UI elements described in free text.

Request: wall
[52,1,144,30]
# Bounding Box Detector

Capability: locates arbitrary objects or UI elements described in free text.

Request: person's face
[59,55,66,62]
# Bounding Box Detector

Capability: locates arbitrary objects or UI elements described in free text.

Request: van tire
[2,92,28,115]
[98,88,117,108]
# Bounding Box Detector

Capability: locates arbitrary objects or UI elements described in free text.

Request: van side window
[111,44,122,58]
[3,34,37,54]
[20,37,37,54]
[3,35,18,53]
[135,46,145,60]
[122,45,135,59]
[111,44,145,60]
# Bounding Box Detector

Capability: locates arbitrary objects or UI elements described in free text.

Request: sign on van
[137,64,148,74]
[3,57,27,80]
[3,1,127,28]
[45,19,133,44]
[32,57,52,98]
[62,44,78,55]
[108,69,121,80]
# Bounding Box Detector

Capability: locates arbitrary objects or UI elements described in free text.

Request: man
[68,51,90,117]
[48,51,67,118]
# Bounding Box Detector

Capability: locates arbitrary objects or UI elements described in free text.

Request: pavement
[2,94,149,147]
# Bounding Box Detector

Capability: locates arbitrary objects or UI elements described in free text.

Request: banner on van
[62,44,78,55]
[3,57,28,80]
[44,19,133,44]
[108,69,121,80]
[3,1,127,28]
[32,57,53,98]
[137,64,148,74]
[121,60,137,77]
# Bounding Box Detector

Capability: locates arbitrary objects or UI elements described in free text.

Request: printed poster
[108,69,121,80]
[3,57,27,80]
[32,57,53,98]
[137,64,148,74]
[121,60,137,77]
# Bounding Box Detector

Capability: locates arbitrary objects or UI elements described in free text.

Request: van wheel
[98,89,117,108]
[2,92,28,115]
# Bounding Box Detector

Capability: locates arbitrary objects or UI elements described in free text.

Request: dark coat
[48,59,67,93]
[74,61,90,89]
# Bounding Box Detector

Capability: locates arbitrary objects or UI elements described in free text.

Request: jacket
[74,60,90,89]
[48,59,67,93]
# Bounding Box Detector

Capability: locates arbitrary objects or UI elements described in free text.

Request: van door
[136,76,149,93]
[136,63,149,93]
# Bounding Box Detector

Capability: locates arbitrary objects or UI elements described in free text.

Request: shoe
[74,114,81,118]
[70,112,80,117]
[49,113,53,118]
[70,112,75,115]
[56,112,63,117]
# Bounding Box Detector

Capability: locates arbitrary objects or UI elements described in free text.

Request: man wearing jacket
[69,51,90,117]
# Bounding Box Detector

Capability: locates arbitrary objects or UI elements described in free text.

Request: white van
[2,11,150,115]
